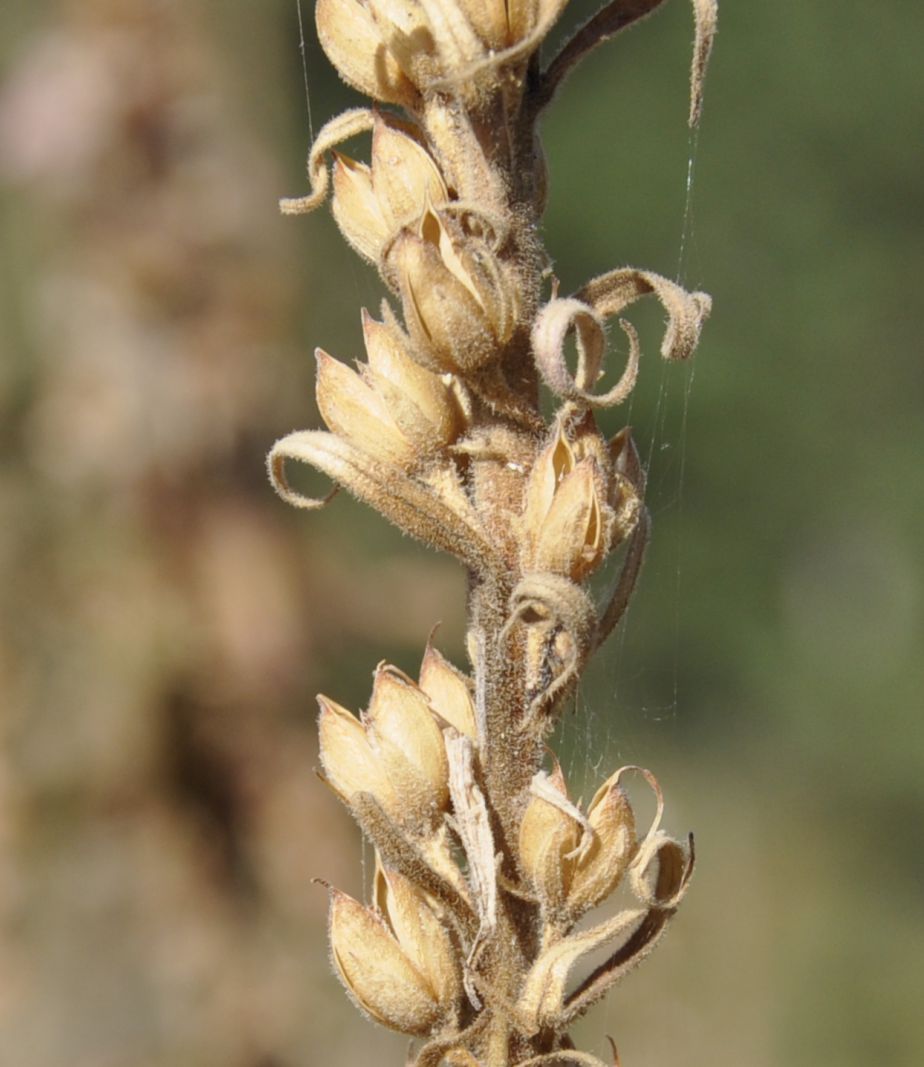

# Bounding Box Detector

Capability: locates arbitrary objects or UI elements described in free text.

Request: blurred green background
[1,1,921,1065]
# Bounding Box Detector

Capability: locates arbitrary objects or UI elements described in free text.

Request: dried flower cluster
[270,0,716,1063]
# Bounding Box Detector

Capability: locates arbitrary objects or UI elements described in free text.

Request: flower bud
[328,887,442,1035]
[418,642,477,740]
[315,348,417,467]
[566,770,638,918]
[518,766,580,915]
[316,0,418,107]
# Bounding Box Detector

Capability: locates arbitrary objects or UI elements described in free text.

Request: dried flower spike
[271,0,717,1063]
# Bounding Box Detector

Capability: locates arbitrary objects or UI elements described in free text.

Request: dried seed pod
[521,420,576,537]
[331,153,390,262]
[370,118,449,232]
[393,227,496,375]
[456,0,509,50]
[374,860,463,1013]
[316,0,419,107]
[518,765,580,915]
[365,663,450,823]
[529,458,605,581]
[315,307,465,468]
[328,887,443,1035]
[315,347,417,467]
[318,694,400,818]
[317,663,450,829]
[361,309,465,451]
[566,769,638,919]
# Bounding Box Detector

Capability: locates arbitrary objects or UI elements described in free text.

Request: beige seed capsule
[518,766,580,915]
[365,663,450,819]
[393,229,495,375]
[315,0,419,107]
[317,694,399,817]
[374,860,462,1012]
[328,887,442,1035]
[315,347,416,467]
[530,458,605,581]
[566,770,638,919]
[418,642,477,740]
[331,153,390,263]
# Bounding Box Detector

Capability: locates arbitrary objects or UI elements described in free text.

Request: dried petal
[532,297,639,408]
[280,107,376,216]
[516,906,646,1033]
[267,429,500,572]
[577,267,711,364]
[504,574,597,720]
[629,830,695,909]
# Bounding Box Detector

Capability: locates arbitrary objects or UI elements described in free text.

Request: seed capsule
[374,861,462,1011]
[361,309,465,451]
[331,153,390,263]
[418,642,477,740]
[566,769,638,918]
[529,458,605,580]
[315,347,417,467]
[328,887,442,1035]
[317,694,399,817]
[518,766,580,915]
[370,119,449,232]
[316,0,418,107]
[317,664,450,829]
[365,663,450,817]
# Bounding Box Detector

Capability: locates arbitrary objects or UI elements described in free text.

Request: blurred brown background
[1,2,921,1065]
